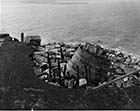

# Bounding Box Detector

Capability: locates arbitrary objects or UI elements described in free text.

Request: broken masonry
[30,42,140,89]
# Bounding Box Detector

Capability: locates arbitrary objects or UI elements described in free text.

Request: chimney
[21,32,24,42]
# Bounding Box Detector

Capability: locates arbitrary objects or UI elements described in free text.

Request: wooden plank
[88,65,91,85]
[58,60,61,83]
[63,64,67,78]
[47,52,51,78]
[85,65,89,85]
[76,65,80,86]
[60,46,64,60]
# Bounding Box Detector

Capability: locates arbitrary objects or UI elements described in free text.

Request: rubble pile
[83,43,140,87]
[32,42,81,87]
[31,42,140,89]
[1,40,140,109]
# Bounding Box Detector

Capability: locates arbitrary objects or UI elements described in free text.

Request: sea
[1,0,140,55]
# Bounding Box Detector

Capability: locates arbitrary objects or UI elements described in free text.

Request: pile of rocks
[31,42,81,88]
[83,42,140,87]
[31,42,140,89]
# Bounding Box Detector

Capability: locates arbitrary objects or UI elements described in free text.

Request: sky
[1,0,139,4]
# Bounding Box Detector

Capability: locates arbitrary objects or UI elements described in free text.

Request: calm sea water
[1,0,140,54]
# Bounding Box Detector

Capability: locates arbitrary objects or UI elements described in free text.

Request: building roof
[0,33,10,38]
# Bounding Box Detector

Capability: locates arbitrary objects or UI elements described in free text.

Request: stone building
[0,33,12,46]
[24,35,41,46]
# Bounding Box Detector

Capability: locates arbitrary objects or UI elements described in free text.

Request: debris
[32,42,140,89]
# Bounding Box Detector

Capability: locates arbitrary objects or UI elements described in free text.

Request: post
[47,52,51,78]
[58,60,61,83]
[85,65,89,85]
[60,46,64,61]
[76,65,80,86]
[53,70,56,82]
[21,32,24,42]
[88,65,91,85]
[63,64,67,78]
